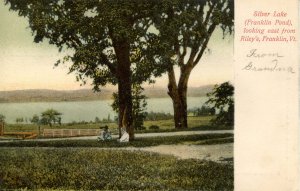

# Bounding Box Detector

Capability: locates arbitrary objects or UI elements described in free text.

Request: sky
[0,2,233,91]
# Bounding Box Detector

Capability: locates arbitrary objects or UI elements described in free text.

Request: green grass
[183,137,234,145]
[0,133,233,148]
[0,148,233,190]
[143,115,212,130]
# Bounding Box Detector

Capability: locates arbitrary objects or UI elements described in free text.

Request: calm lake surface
[0,97,207,124]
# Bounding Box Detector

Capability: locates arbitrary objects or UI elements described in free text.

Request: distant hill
[0,85,214,103]
[144,85,214,98]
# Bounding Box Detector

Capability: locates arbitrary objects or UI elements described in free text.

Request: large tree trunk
[167,65,192,129]
[170,91,187,129]
[115,41,134,140]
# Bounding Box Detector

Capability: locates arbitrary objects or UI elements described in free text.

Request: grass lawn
[0,148,233,190]
[0,126,234,190]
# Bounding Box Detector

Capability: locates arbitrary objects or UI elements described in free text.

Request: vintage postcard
[0,0,298,190]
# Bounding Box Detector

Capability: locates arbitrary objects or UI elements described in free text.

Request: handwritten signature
[246,49,284,58]
[243,59,295,73]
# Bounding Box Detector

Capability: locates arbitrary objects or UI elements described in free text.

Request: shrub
[148,125,160,130]
[206,82,234,126]
[135,126,146,130]
[188,106,215,116]
[145,112,173,121]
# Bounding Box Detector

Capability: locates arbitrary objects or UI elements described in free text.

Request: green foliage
[40,109,62,127]
[99,114,116,123]
[152,0,234,59]
[4,0,162,89]
[148,125,160,130]
[0,114,5,122]
[131,84,147,130]
[94,117,101,123]
[30,114,40,125]
[145,111,173,121]
[0,148,233,190]
[188,106,215,116]
[112,84,147,130]
[206,82,234,126]
[15,117,24,124]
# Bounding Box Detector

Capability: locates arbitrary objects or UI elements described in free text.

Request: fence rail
[43,129,101,138]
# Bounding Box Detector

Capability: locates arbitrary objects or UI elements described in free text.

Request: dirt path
[118,143,233,162]
[31,130,233,141]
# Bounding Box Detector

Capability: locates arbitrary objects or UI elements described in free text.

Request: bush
[135,126,146,130]
[145,112,173,121]
[148,125,160,130]
[188,106,215,116]
[206,82,234,126]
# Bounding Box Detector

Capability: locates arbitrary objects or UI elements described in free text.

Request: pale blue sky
[0,2,233,91]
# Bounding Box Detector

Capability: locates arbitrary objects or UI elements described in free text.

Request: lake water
[0,97,207,124]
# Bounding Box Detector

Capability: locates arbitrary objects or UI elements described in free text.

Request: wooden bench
[43,129,101,138]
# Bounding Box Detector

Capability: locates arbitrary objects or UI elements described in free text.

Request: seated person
[118,128,129,143]
[98,126,112,141]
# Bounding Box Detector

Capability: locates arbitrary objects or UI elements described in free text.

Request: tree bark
[114,41,134,140]
[167,65,192,129]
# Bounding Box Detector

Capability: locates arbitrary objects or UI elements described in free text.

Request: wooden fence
[4,132,37,139]
[43,129,101,138]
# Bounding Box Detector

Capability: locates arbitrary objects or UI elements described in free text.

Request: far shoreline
[0,85,213,104]
[0,96,206,104]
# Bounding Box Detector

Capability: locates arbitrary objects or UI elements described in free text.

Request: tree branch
[204,1,216,27]
[193,24,216,66]
[167,60,178,98]
[99,53,116,74]
[179,43,187,67]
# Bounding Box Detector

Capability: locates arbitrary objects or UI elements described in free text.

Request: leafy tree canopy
[41,109,62,127]
[0,114,5,122]
[5,0,164,89]
[30,114,40,124]
[206,82,234,126]
[152,0,234,68]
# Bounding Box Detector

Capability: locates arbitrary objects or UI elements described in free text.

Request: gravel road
[34,130,233,141]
